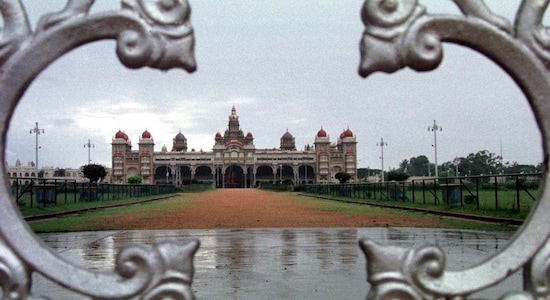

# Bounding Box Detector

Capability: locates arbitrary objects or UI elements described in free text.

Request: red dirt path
[122,189,440,229]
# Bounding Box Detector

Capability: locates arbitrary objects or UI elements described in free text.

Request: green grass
[309,186,536,220]
[19,193,178,218]
[406,188,536,213]
[291,194,517,231]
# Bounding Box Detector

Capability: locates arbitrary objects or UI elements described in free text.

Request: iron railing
[303,173,541,213]
[9,177,176,208]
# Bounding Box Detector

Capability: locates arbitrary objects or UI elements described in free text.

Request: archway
[256,165,273,186]
[275,165,294,183]
[298,165,316,184]
[154,166,173,184]
[195,165,213,182]
[127,167,138,177]
[225,165,244,188]
[180,166,192,184]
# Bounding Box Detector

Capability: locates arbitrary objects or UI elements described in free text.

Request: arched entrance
[180,166,192,184]
[225,165,244,188]
[298,165,316,184]
[256,165,273,187]
[195,165,213,182]
[127,167,138,178]
[275,165,294,183]
[154,166,172,184]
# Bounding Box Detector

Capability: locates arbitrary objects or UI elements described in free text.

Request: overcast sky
[5,0,542,172]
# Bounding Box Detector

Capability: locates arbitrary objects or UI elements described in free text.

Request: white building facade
[5,160,86,185]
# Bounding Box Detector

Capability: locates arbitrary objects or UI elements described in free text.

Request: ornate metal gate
[1,0,550,298]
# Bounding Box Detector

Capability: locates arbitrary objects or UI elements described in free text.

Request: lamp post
[29,122,44,181]
[377,137,387,182]
[83,139,95,164]
[428,120,442,179]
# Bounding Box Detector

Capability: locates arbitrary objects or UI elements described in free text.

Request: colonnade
[155,164,316,187]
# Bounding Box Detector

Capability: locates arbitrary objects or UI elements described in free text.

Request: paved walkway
[34,227,518,299]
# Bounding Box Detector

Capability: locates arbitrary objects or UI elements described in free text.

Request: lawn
[304,184,537,220]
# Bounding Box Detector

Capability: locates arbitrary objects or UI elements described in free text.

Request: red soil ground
[119,189,440,229]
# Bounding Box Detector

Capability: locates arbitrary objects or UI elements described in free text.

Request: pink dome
[317,128,327,137]
[142,129,151,139]
[115,130,128,140]
[342,128,353,138]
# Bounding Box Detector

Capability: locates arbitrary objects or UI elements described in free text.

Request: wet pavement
[34,228,518,299]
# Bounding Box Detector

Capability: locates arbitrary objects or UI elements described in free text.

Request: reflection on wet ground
[35,228,516,299]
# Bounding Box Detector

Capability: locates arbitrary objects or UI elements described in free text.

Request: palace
[111,106,357,187]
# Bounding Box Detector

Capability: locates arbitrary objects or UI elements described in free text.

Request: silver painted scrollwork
[0,237,30,300]
[359,0,550,299]
[0,1,198,299]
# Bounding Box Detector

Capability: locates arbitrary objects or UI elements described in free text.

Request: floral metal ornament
[359,0,550,299]
[0,1,198,299]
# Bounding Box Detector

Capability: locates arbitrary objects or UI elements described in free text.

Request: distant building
[111,106,358,187]
[5,160,88,185]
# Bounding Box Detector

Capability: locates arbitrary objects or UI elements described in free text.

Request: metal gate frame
[1,0,549,298]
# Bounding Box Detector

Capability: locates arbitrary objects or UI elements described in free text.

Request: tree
[397,159,409,173]
[80,164,107,183]
[357,168,369,179]
[334,172,351,183]
[386,170,409,181]
[504,162,540,174]
[459,150,501,176]
[408,155,430,176]
[127,175,143,184]
[53,168,66,177]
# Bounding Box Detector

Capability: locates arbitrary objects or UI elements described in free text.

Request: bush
[282,179,294,185]
[335,172,351,183]
[127,175,143,184]
[181,179,201,185]
[386,170,409,182]
[80,164,107,183]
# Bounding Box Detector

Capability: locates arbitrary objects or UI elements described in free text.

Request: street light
[428,120,442,179]
[377,137,387,182]
[83,139,95,164]
[29,122,44,181]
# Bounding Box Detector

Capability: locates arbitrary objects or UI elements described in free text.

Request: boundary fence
[303,173,541,214]
[10,177,176,208]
